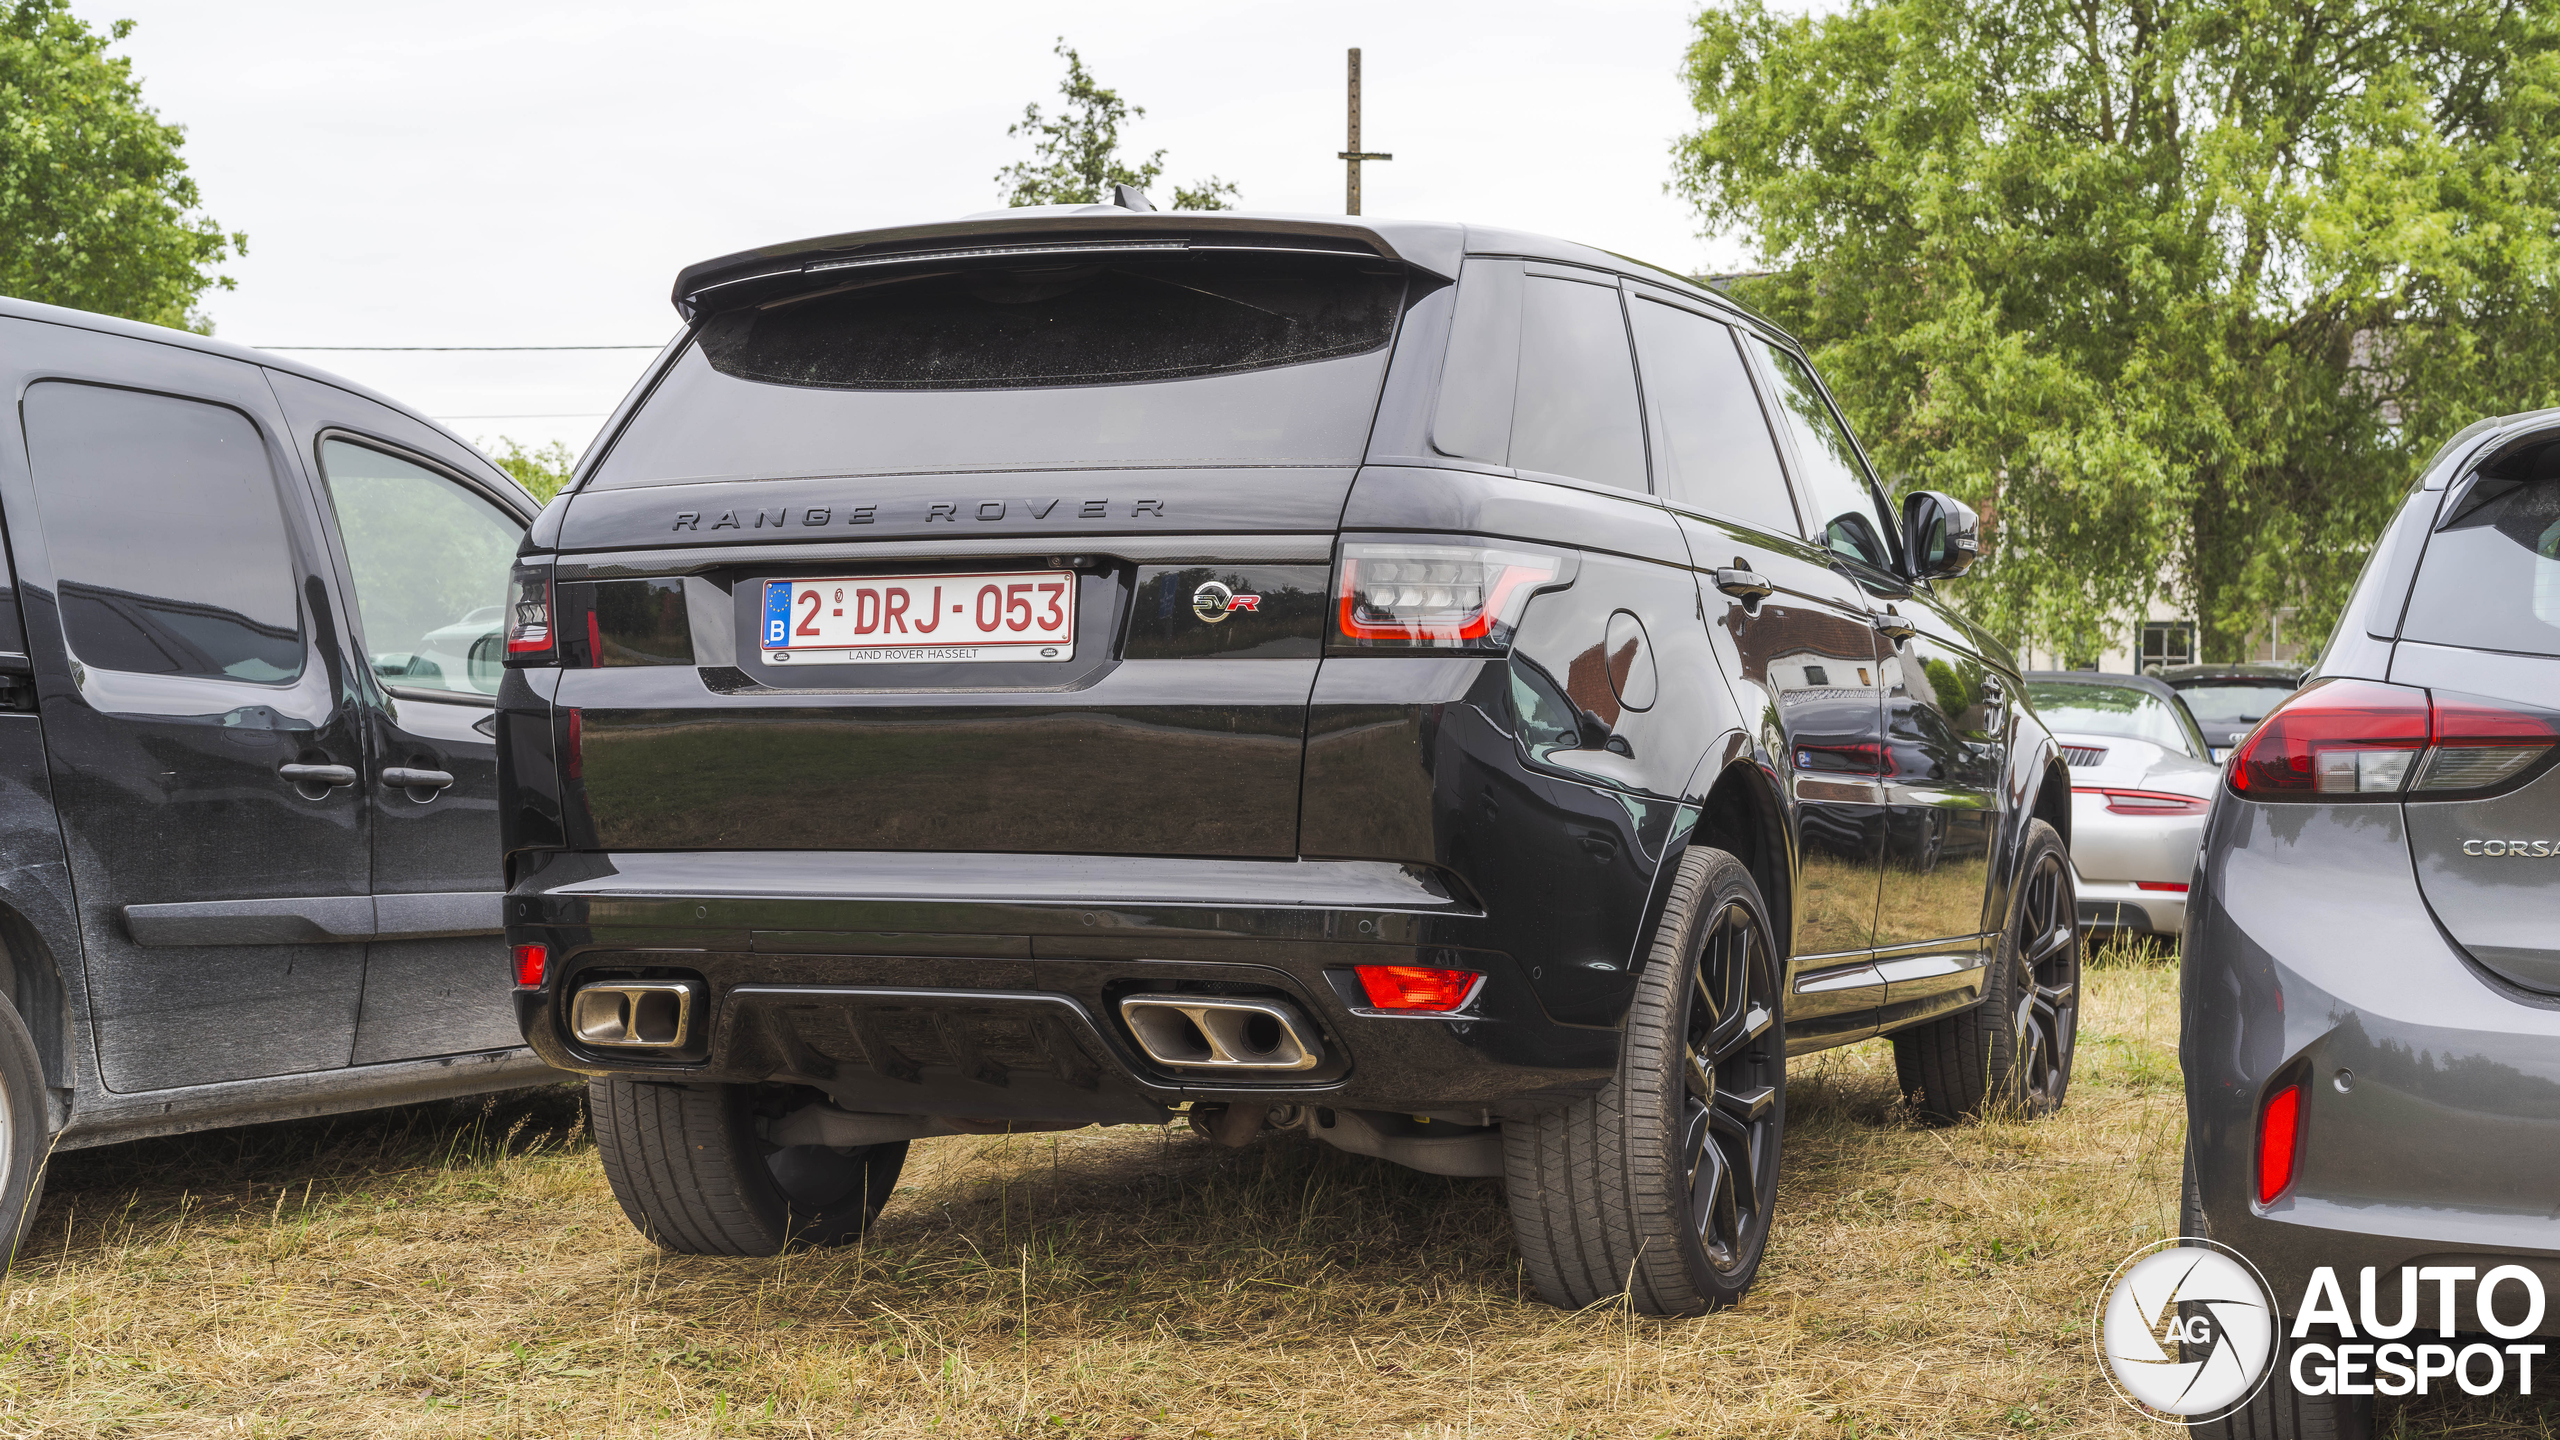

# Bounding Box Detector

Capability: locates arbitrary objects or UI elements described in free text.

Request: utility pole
[1338,47,1392,216]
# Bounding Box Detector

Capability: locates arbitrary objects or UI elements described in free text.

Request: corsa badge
[1191,580,1261,624]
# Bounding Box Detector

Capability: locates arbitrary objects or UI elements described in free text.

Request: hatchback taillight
[2228,679,2560,800]
[505,561,555,662]
[1332,541,1570,652]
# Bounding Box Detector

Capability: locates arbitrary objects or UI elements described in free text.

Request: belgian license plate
[758,571,1077,665]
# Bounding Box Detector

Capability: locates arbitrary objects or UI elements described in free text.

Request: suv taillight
[2229,678,2559,800]
[1332,540,1571,652]
[505,561,555,663]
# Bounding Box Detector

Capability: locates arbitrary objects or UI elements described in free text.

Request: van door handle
[382,767,455,800]
[1873,614,1918,644]
[278,762,357,788]
[1713,569,1774,604]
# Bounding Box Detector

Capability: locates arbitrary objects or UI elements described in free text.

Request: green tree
[1675,0,2560,662]
[484,437,576,503]
[0,1,242,331]
[997,40,1238,212]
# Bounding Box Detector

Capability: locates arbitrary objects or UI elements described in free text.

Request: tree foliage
[997,41,1237,212]
[1676,0,2560,661]
[0,0,242,332]
[484,437,577,503]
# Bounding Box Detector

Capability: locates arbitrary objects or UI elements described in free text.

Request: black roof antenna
[1111,183,1156,212]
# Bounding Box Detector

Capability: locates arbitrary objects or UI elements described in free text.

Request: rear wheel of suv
[1893,819,2079,1121]
[590,1079,906,1255]
[1504,847,1785,1316]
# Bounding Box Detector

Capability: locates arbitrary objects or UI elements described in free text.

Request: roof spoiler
[668,211,1458,320]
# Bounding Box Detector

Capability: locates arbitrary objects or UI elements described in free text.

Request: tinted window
[2024,681,2207,758]
[2171,679,2298,727]
[1510,275,1646,491]
[21,383,302,682]
[593,256,1402,488]
[1628,299,1796,532]
[2403,469,2560,656]
[1756,344,1898,570]
[317,440,522,697]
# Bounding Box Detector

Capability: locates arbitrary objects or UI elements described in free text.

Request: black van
[0,298,554,1258]
[501,205,2081,1315]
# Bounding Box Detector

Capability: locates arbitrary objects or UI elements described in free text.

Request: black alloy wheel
[1682,898,1782,1276]
[2010,842,2079,1115]
[1892,818,2081,1121]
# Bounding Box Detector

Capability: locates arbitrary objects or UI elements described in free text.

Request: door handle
[278,762,357,800]
[1714,568,1774,605]
[1873,614,1918,644]
[382,766,456,802]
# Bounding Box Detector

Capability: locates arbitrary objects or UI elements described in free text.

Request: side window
[1511,275,1647,491]
[317,440,522,698]
[1755,343,1900,571]
[1627,299,1798,533]
[21,382,304,682]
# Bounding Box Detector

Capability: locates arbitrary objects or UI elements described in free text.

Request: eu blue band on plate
[762,581,792,648]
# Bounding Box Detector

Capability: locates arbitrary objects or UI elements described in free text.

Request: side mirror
[1902,490,1981,580]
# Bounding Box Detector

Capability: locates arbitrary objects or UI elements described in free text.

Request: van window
[2404,465,2560,656]
[1756,345,1899,571]
[21,382,303,683]
[1629,299,1797,532]
[317,440,521,697]
[1510,276,1647,491]
[590,254,1404,487]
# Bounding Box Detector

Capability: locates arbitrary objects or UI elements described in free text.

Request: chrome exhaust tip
[570,980,699,1049]
[1118,995,1323,1072]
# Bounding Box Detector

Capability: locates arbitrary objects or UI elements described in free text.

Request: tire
[1504,847,1785,1316]
[2181,1149,2374,1440]
[1893,818,2079,1121]
[590,1078,906,1256]
[0,1000,45,1273]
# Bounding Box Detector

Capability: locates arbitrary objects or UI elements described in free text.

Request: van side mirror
[1902,490,1981,580]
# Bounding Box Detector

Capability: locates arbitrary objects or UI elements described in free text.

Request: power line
[435,412,609,420]
[256,344,661,352]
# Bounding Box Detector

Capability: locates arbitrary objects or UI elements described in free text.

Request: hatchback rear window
[2170,679,2297,727]
[590,254,1407,488]
[2403,454,2560,656]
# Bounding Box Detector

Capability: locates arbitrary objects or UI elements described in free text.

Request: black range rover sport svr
[500,204,2082,1315]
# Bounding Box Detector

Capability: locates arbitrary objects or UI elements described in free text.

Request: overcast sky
[83,1,1742,460]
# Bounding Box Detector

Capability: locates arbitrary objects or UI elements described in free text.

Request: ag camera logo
[2095,1239,2277,1422]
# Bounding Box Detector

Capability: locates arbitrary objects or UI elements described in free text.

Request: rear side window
[591,254,1406,487]
[1628,299,1797,532]
[1509,275,1646,491]
[1756,344,1899,571]
[21,382,303,683]
[2403,462,2560,656]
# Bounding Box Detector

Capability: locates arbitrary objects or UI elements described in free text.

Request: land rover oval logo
[1190,580,1261,624]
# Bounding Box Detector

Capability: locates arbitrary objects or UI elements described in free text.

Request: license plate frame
[757,570,1078,666]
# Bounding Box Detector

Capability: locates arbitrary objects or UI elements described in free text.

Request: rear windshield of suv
[2169,679,2298,727]
[2403,460,2560,655]
[589,253,1408,488]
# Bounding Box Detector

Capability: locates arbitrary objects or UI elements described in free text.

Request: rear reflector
[1333,541,1567,652]
[2229,679,2559,800]
[2257,1082,2302,1205]
[2134,880,2190,893]
[1353,965,1483,1011]
[512,943,548,988]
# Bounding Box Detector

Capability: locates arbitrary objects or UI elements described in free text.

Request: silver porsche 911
[2023,672,2221,938]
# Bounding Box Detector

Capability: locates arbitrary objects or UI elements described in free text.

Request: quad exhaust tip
[1118,994,1324,1072]
[570,980,698,1049]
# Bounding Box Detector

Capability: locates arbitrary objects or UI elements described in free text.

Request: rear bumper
[2076,878,2184,936]
[2184,799,2560,1334]
[507,850,1620,1122]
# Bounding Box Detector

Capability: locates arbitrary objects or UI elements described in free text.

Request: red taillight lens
[512,943,548,988]
[505,563,555,659]
[2256,1082,2302,1204]
[2134,880,2190,893]
[1333,541,1566,651]
[1353,965,1483,1011]
[2229,679,2428,797]
[2228,680,2559,800]
[2077,787,2212,816]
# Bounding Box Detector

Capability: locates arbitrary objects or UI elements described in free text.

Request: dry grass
[0,947,2538,1438]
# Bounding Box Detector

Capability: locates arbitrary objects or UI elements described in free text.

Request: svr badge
[1191,580,1261,624]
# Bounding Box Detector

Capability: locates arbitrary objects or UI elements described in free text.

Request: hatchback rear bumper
[2184,799,2560,1334]
[507,850,1621,1122]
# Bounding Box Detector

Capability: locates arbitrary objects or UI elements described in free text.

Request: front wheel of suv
[590,1079,907,1256]
[1893,818,2080,1121]
[1505,847,1785,1316]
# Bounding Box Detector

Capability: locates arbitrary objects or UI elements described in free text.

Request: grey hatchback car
[2184,411,2560,1435]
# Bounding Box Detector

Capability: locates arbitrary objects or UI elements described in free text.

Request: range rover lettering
[500,202,2084,1315]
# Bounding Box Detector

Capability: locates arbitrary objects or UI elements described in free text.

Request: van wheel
[1893,819,2079,1120]
[2181,1151,2373,1440]
[1504,848,1785,1316]
[590,1079,905,1255]
[0,1000,46,1272]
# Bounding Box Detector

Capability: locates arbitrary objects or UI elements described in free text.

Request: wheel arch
[0,902,74,1101]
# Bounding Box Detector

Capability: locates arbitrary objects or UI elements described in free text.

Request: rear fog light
[1354,965,1482,1012]
[512,943,548,988]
